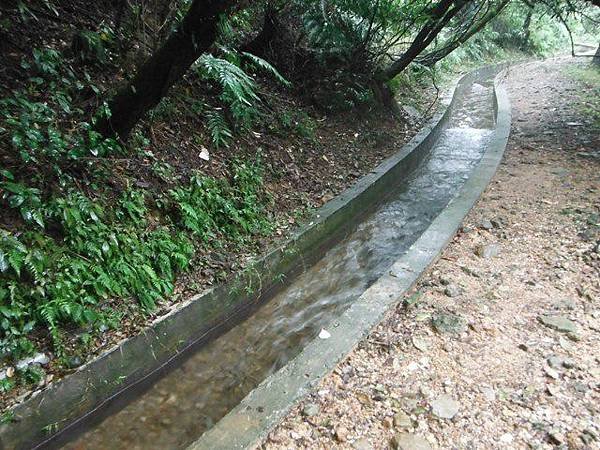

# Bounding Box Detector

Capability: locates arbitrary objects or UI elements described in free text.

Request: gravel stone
[430,395,460,419]
[538,315,578,333]
[301,403,319,417]
[391,433,432,450]
[431,312,467,334]
[393,411,412,429]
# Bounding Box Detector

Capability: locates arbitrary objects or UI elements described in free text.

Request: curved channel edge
[187,66,512,450]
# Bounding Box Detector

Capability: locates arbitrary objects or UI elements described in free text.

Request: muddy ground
[263,58,600,450]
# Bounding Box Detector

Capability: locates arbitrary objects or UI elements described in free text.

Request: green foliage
[0,410,15,425]
[0,51,121,171]
[563,64,600,129]
[277,111,318,140]
[72,27,116,65]
[0,187,196,358]
[19,365,45,385]
[0,378,15,394]
[170,157,272,241]
[205,107,234,148]
[0,171,44,228]
[241,52,291,88]
[195,49,290,147]
[151,161,178,183]
[0,41,276,374]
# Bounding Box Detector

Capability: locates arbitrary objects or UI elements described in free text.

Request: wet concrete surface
[63,75,496,450]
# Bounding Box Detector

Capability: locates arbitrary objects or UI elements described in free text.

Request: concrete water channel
[49,71,501,450]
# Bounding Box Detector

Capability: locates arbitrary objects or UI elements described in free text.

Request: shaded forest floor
[264,58,600,450]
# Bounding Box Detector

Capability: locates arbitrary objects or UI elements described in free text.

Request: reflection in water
[65,76,496,450]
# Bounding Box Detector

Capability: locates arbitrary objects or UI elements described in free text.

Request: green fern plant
[195,49,290,147]
[205,108,233,148]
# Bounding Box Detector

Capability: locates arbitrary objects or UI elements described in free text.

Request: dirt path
[262,58,600,450]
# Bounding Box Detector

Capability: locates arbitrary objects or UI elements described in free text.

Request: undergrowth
[0,45,275,391]
[563,64,600,129]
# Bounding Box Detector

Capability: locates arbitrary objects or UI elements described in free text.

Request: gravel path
[261,58,600,449]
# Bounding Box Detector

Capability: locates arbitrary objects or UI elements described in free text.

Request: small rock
[402,105,421,121]
[290,431,302,440]
[490,218,503,228]
[352,437,372,450]
[547,356,564,369]
[517,343,528,352]
[391,433,432,450]
[439,275,451,286]
[67,356,83,369]
[480,386,496,401]
[415,312,431,322]
[538,315,577,333]
[572,382,588,393]
[544,366,560,380]
[479,219,494,230]
[499,433,514,444]
[432,312,467,334]
[404,292,422,308]
[412,336,429,352]
[567,331,581,341]
[444,284,463,297]
[547,355,575,370]
[580,429,597,444]
[393,411,412,428]
[548,430,564,445]
[553,299,576,310]
[475,243,500,259]
[460,265,481,278]
[382,417,394,429]
[302,403,319,417]
[430,394,460,419]
[562,358,575,369]
[321,193,334,204]
[407,361,420,372]
[335,425,349,442]
[15,353,50,370]
[558,337,572,350]
[547,384,560,396]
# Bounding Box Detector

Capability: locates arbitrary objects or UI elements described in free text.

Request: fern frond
[205,108,233,148]
[241,52,291,87]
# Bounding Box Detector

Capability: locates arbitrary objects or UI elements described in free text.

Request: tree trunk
[95,0,238,139]
[240,6,280,58]
[371,80,402,118]
[521,3,534,48]
[378,0,468,82]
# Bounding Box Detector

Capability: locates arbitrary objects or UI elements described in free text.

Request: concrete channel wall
[188,66,511,450]
[0,66,498,450]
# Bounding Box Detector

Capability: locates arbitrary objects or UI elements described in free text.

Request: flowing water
[63,76,496,450]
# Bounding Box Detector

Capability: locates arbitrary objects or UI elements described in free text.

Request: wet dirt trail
[264,58,600,450]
